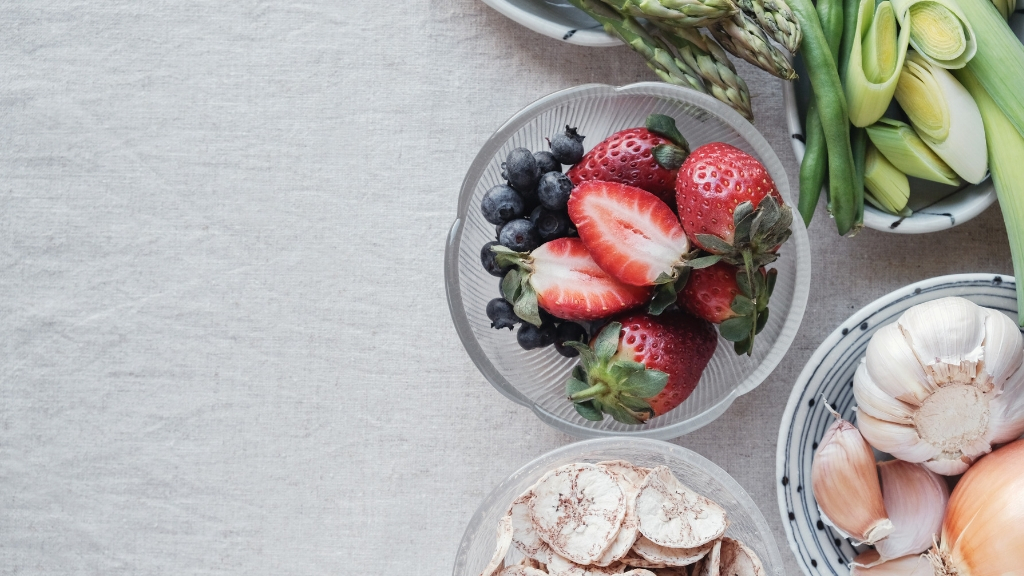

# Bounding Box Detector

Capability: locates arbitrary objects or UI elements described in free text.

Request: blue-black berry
[517,321,558,350]
[481,184,525,225]
[481,241,512,277]
[530,206,573,241]
[554,322,588,357]
[499,218,541,252]
[537,172,574,211]
[533,151,561,175]
[486,298,519,330]
[503,148,542,195]
[548,126,585,165]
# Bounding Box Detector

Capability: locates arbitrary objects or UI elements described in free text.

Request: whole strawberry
[564,310,717,424]
[678,262,776,355]
[675,142,792,281]
[567,114,690,209]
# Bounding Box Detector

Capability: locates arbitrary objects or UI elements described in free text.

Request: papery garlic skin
[932,438,1024,576]
[854,297,1024,475]
[875,460,948,561]
[851,551,933,576]
[811,414,894,545]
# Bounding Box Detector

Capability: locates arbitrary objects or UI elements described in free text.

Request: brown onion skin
[940,438,1024,575]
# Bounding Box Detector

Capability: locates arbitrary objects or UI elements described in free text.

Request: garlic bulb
[874,460,948,561]
[931,438,1024,575]
[851,551,933,576]
[853,297,1024,475]
[811,409,893,544]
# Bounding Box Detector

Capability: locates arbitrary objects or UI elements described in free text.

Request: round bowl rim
[446,81,811,440]
[478,0,622,47]
[781,81,997,234]
[774,272,1014,575]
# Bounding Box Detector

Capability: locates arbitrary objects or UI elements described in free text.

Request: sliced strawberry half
[493,238,651,326]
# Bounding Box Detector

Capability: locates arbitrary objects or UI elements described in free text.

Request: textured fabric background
[0,1,1012,574]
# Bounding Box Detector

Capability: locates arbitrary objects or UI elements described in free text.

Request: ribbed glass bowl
[452,437,785,576]
[445,82,811,439]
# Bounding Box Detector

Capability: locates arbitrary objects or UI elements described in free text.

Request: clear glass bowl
[451,437,785,576]
[445,82,811,439]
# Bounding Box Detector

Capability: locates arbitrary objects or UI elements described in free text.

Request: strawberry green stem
[569,382,610,402]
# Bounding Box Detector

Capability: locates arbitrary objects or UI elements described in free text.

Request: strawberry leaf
[604,402,644,425]
[620,369,669,398]
[766,268,778,297]
[730,294,755,316]
[687,255,722,269]
[593,322,621,362]
[695,234,736,255]
[566,377,591,397]
[572,364,587,382]
[733,338,753,356]
[501,269,523,303]
[719,316,753,342]
[574,400,604,421]
[648,283,678,316]
[652,144,687,170]
[617,394,656,417]
[736,269,753,298]
[566,341,597,368]
[513,282,542,327]
[645,114,690,154]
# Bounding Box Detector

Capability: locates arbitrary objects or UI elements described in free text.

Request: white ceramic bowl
[480,0,620,46]
[452,437,786,576]
[775,273,1017,576]
[446,82,811,439]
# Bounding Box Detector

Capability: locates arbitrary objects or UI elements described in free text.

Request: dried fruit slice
[593,462,651,566]
[530,463,627,565]
[631,535,713,567]
[498,566,549,576]
[480,512,514,576]
[547,553,630,576]
[718,537,765,576]
[621,571,657,576]
[618,549,667,569]
[648,568,689,576]
[635,466,728,549]
[510,493,554,564]
[692,539,722,576]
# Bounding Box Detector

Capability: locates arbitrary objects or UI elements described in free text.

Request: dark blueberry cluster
[477,129,590,356]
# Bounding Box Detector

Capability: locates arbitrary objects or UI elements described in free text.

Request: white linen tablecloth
[0,1,1012,573]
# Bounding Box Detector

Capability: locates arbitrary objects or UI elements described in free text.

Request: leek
[865,118,960,185]
[955,67,1024,326]
[990,0,1014,18]
[864,142,912,215]
[845,0,911,127]
[892,0,977,68]
[956,0,1024,140]
[894,51,987,184]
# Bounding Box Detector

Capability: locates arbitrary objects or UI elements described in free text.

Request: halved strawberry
[563,310,718,424]
[567,114,690,209]
[568,180,694,314]
[493,238,651,326]
[677,262,776,355]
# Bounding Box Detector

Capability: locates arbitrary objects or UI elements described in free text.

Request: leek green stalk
[990,0,1014,18]
[865,118,959,185]
[864,142,911,215]
[845,0,911,127]
[956,0,1024,141]
[955,67,1024,326]
[894,51,987,183]
[891,0,977,68]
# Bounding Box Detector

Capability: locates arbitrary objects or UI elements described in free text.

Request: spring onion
[846,0,911,127]
[865,118,959,185]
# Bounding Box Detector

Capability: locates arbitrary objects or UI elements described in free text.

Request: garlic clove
[854,410,940,463]
[853,361,916,425]
[898,297,987,386]
[811,412,893,545]
[850,551,933,576]
[866,323,936,406]
[921,457,971,476]
[986,363,1024,445]
[875,460,949,561]
[979,308,1024,390]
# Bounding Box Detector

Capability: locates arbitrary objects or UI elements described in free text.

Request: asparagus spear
[605,0,739,28]
[653,25,754,119]
[707,12,798,80]
[734,0,802,52]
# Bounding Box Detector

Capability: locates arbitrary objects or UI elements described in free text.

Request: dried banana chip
[635,466,727,549]
[648,568,689,576]
[480,512,515,576]
[593,462,649,567]
[546,553,628,576]
[530,463,627,565]
[718,537,765,576]
[620,571,657,576]
[498,566,549,576]
[692,538,722,576]
[618,549,667,569]
[510,493,554,564]
[631,535,713,567]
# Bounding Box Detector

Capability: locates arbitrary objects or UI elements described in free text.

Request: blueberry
[481,184,525,225]
[499,218,541,252]
[481,241,512,277]
[486,298,519,330]
[517,321,558,350]
[503,148,541,195]
[548,126,585,165]
[530,206,573,241]
[533,151,561,175]
[495,224,504,240]
[554,322,588,357]
[537,172,574,211]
